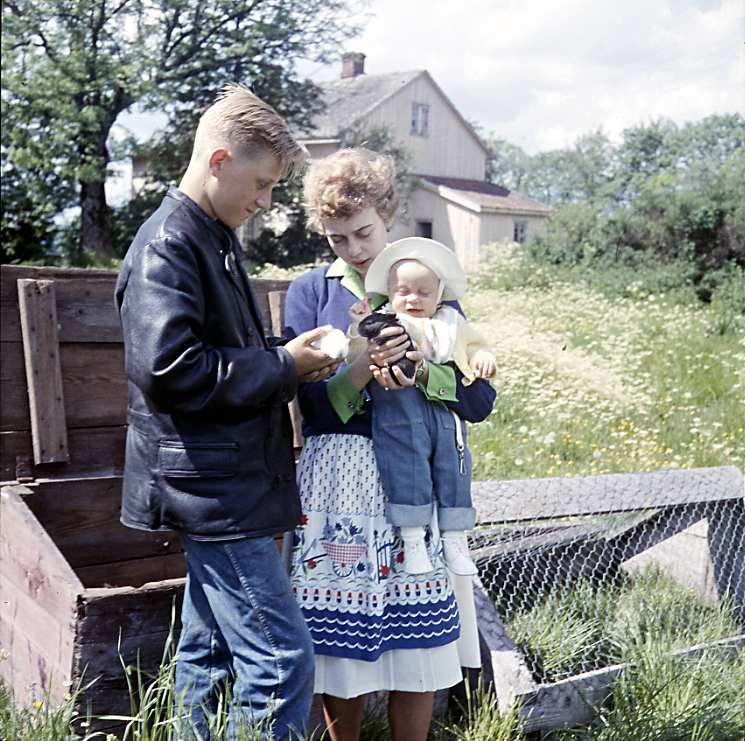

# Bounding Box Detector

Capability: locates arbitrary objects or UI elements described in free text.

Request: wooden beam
[17,279,69,464]
[517,634,745,732]
[472,578,536,712]
[472,467,745,522]
[0,484,82,706]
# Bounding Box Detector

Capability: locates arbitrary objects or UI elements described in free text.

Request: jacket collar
[327,258,387,309]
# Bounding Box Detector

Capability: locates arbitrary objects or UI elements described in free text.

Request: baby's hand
[473,352,496,379]
[349,297,372,324]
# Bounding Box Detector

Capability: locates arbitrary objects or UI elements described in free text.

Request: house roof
[300,70,423,137]
[421,176,551,216]
[298,70,492,157]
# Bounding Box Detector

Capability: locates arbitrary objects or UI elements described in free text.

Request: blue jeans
[370,384,476,530]
[175,533,314,741]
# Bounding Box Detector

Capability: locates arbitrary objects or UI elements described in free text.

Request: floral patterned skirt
[290,434,479,696]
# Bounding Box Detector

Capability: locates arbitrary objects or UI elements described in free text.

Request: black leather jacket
[115,187,300,538]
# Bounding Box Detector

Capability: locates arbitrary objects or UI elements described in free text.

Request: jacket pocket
[158,441,238,478]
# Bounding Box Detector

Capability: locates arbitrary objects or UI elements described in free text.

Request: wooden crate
[2,264,743,735]
[0,264,294,733]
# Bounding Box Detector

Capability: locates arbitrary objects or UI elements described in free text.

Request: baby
[348,237,496,575]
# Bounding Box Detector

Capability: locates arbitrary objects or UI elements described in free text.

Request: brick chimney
[341,52,365,79]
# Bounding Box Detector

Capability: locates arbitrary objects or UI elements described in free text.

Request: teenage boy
[115,84,337,741]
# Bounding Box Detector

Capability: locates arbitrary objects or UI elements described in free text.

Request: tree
[485,138,530,192]
[2,0,359,258]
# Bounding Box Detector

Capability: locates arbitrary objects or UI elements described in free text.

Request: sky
[300,0,745,154]
[110,0,744,203]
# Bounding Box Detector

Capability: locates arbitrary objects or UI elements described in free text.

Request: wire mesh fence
[470,466,745,691]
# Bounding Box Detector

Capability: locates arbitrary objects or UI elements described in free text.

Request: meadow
[462,242,744,482]
[2,247,743,740]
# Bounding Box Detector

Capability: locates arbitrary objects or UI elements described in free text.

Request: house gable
[299,70,491,180]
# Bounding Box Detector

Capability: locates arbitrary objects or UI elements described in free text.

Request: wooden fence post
[17,279,69,464]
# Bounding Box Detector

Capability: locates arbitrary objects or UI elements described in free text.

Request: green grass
[464,245,744,481]
[498,567,742,685]
[0,654,100,741]
[3,251,743,740]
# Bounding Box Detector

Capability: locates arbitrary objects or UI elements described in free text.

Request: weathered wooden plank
[0,484,83,611]
[75,551,187,590]
[0,575,77,703]
[1,265,117,342]
[0,426,126,482]
[517,634,745,732]
[0,485,81,705]
[18,279,69,464]
[76,581,185,643]
[472,467,745,522]
[1,342,127,431]
[18,477,183,572]
[0,342,28,431]
[2,265,290,344]
[472,578,536,712]
[70,581,185,728]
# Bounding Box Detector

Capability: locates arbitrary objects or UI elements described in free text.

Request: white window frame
[410,103,430,137]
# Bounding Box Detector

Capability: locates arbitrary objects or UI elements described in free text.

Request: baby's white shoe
[442,532,477,575]
[403,538,434,574]
[400,527,433,574]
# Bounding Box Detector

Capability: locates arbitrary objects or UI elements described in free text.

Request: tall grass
[0,654,101,741]
[500,567,742,684]
[465,242,744,481]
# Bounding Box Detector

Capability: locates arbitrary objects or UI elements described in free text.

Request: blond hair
[303,148,398,233]
[194,83,305,178]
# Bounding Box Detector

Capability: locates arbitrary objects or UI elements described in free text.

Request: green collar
[328,258,386,308]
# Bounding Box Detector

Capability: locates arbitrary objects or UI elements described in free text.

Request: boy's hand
[473,352,496,379]
[285,326,341,381]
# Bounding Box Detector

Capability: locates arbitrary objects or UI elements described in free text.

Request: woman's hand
[367,325,426,388]
[366,325,408,366]
[371,348,425,388]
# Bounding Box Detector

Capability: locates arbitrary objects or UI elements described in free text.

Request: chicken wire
[469,466,745,686]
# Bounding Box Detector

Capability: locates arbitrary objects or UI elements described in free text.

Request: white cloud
[313,0,744,153]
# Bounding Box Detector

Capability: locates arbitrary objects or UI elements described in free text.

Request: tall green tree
[2,0,358,259]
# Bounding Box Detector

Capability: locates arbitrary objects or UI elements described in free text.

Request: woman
[285,149,496,741]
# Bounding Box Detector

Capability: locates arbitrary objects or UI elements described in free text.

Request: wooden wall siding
[393,185,549,274]
[368,76,487,180]
[478,212,548,251]
[1,264,294,732]
[388,186,480,271]
[0,265,292,482]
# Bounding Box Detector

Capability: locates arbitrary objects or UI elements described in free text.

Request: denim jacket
[115,187,300,538]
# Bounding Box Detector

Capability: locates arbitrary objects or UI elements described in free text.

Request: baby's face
[388,259,440,318]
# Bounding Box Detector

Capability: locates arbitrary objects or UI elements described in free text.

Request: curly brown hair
[303,148,399,233]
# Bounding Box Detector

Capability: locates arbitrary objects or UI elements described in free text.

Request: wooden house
[297,53,551,272]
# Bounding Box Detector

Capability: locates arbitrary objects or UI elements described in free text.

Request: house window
[415,221,433,239]
[513,220,527,244]
[410,103,430,137]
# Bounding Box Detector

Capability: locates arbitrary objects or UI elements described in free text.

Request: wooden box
[0,264,293,733]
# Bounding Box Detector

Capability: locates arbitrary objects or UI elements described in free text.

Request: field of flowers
[462,246,745,482]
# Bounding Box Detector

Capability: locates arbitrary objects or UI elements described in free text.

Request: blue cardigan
[284,260,496,439]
